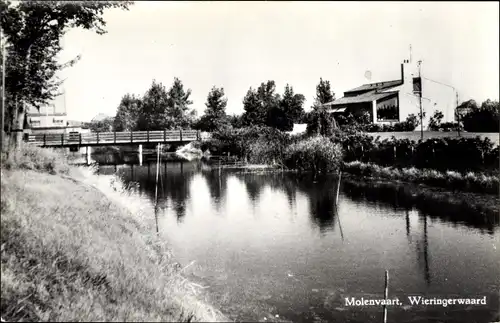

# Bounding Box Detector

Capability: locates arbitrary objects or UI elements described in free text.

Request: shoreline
[1,166,227,322]
[342,174,499,224]
[341,161,499,195]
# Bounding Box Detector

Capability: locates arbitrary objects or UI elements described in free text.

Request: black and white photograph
[0,1,499,322]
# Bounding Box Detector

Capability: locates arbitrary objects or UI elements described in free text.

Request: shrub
[334,133,497,173]
[284,136,343,175]
[306,109,339,137]
[428,110,444,131]
[462,99,499,132]
[248,128,290,164]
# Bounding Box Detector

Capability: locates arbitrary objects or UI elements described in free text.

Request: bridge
[26,129,201,148]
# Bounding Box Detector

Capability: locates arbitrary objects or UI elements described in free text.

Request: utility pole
[1,26,6,152]
[418,60,423,141]
[456,91,460,137]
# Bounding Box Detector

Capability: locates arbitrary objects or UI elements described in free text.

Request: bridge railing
[26,129,200,147]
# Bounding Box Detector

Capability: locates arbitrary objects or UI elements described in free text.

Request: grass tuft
[1,145,70,175]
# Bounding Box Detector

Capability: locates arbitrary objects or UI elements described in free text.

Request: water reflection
[115,161,198,222]
[230,172,341,233]
[199,170,227,211]
[341,178,499,234]
[92,162,499,323]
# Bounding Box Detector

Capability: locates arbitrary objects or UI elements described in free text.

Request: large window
[376,95,399,121]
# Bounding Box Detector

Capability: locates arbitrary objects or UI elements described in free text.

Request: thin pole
[383,270,389,323]
[418,61,423,141]
[1,26,6,152]
[154,143,161,206]
[335,171,341,205]
[456,91,460,137]
[336,171,344,242]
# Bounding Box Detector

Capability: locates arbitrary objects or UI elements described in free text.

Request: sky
[53,1,499,122]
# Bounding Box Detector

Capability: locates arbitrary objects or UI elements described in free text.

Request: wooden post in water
[336,171,342,205]
[335,170,345,242]
[155,143,161,207]
[383,270,389,323]
[86,146,91,165]
[138,144,143,166]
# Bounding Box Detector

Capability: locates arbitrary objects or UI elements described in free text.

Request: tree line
[90,76,499,135]
[106,77,339,136]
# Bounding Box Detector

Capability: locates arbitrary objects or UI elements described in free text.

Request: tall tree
[280,84,305,126]
[267,84,305,131]
[114,93,141,131]
[0,0,131,148]
[307,78,337,135]
[242,80,281,127]
[166,77,194,129]
[242,87,263,126]
[195,86,228,132]
[137,80,169,130]
[314,77,335,107]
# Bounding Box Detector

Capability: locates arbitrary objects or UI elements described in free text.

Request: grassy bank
[1,147,225,322]
[342,161,499,195]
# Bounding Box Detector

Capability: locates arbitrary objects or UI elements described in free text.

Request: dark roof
[344,80,403,94]
[324,91,398,106]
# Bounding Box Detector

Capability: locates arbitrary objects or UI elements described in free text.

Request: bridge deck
[26,129,200,147]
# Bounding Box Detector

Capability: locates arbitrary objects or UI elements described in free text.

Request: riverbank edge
[0,166,228,322]
[222,161,499,197]
[340,161,499,195]
[341,173,499,217]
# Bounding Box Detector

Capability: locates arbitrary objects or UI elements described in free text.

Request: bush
[306,109,339,137]
[414,136,496,173]
[462,99,499,132]
[2,145,70,175]
[248,128,290,164]
[284,136,343,175]
[331,132,497,173]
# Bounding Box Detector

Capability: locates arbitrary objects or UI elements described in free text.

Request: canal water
[87,158,499,323]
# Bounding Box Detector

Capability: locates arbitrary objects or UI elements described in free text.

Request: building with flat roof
[323,58,457,129]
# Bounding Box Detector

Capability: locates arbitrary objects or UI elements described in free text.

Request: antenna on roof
[409,44,412,63]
